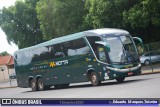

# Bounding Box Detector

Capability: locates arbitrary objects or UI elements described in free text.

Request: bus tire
[30,79,38,91]
[116,77,125,83]
[37,78,45,91]
[90,72,101,86]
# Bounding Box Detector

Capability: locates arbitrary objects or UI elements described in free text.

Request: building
[0,55,15,82]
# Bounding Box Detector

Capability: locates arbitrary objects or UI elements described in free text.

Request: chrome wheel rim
[92,75,97,84]
[31,81,36,90]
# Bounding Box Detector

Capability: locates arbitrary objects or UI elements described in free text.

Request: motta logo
[49,60,68,67]
[1,99,11,104]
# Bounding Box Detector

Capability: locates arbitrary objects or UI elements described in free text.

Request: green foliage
[123,0,160,28]
[0,0,44,49]
[0,51,9,56]
[123,0,160,42]
[36,0,85,40]
[84,0,160,43]
[84,0,139,29]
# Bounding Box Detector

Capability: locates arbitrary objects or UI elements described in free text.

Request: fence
[138,41,160,73]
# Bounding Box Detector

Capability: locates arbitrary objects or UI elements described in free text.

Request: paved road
[0,73,160,98]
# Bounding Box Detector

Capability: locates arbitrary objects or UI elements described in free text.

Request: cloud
[0,28,18,55]
[0,0,18,55]
[0,0,17,9]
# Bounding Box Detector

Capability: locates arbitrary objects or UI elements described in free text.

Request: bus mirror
[95,41,110,52]
[133,37,144,55]
[133,37,143,45]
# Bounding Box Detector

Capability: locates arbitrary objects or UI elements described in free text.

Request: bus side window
[86,36,101,57]
[97,46,107,62]
[54,44,65,58]
[67,38,90,56]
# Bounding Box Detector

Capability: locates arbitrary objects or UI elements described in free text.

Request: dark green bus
[14,28,143,91]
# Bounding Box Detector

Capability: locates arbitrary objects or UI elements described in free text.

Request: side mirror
[133,37,143,45]
[95,41,110,52]
[133,37,144,55]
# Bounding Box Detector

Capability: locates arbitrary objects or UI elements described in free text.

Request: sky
[0,0,18,55]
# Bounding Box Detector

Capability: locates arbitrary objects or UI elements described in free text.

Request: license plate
[128,72,133,75]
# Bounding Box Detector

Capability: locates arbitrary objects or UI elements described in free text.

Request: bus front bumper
[104,64,141,80]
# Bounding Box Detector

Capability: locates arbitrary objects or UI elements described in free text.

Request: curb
[141,71,160,75]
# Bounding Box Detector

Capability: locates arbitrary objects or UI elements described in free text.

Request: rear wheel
[30,79,38,91]
[144,60,150,65]
[37,78,45,91]
[116,77,125,83]
[90,72,101,86]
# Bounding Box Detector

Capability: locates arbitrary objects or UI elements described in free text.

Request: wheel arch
[36,75,42,81]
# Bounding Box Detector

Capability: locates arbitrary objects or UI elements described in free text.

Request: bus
[14,28,143,91]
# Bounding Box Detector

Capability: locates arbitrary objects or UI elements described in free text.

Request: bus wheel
[90,72,101,86]
[30,79,38,91]
[37,78,45,91]
[116,77,125,83]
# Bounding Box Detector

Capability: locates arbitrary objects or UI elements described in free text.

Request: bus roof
[15,28,129,53]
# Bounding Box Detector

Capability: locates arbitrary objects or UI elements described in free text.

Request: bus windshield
[103,35,138,64]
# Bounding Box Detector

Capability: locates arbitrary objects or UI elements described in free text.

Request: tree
[36,0,85,40]
[0,0,44,49]
[123,0,160,42]
[84,0,138,29]
[0,51,9,56]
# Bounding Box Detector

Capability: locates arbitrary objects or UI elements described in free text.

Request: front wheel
[116,77,125,83]
[90,72,101,86]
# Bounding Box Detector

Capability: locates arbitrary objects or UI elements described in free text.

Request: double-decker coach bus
[14,28,143,91]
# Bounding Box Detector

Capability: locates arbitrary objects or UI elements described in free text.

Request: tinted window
[54,44,65,58]
[67,38,90,56]
[145,53,149,56]
[31,38,89,62]
[31,47,49,62]
[87,36,101,58]
[17,50,32,65]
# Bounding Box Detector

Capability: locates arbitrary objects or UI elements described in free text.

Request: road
[0,73,160,98]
